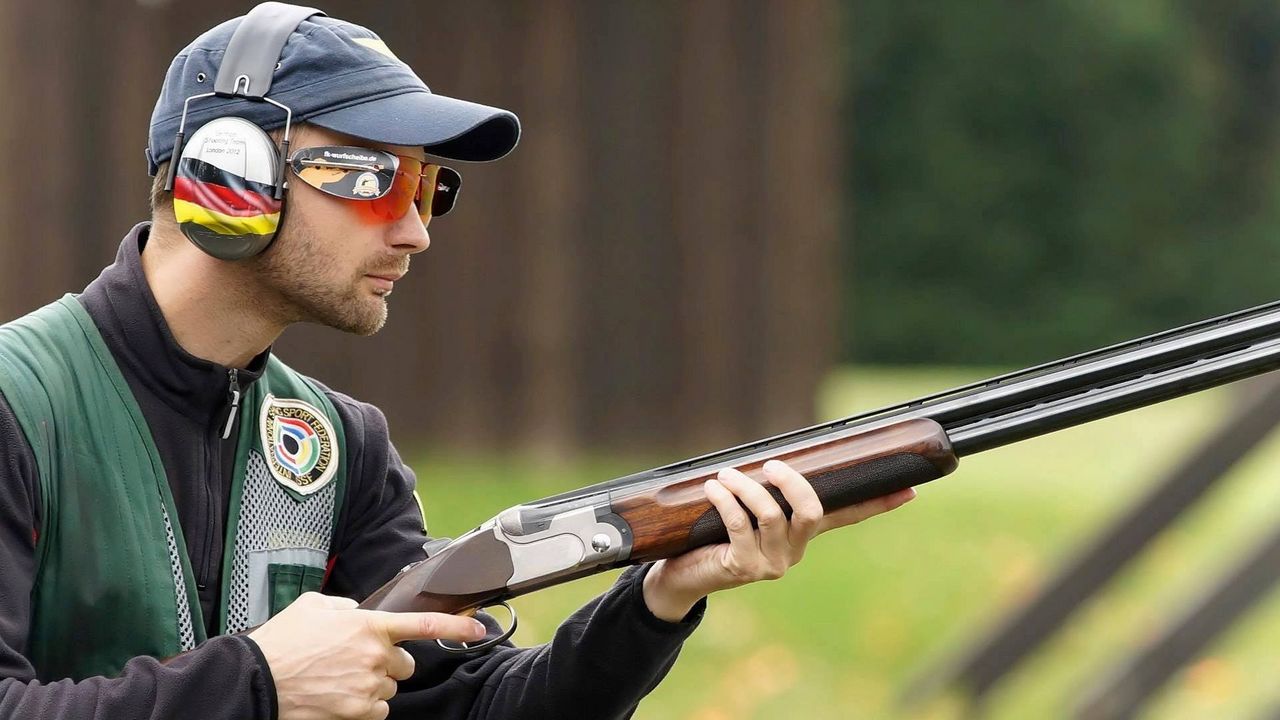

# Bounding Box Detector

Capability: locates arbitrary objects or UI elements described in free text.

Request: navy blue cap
[146,10,520,175]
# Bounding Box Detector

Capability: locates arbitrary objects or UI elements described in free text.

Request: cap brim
[305,90,520,162]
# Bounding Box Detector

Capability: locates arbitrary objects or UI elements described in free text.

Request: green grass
[409,366,1280,719]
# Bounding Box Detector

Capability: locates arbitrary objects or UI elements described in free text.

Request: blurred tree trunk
[510,0,584,458]
[0,0,844,457]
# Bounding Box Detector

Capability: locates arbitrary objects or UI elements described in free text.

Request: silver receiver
[496,504,628,586]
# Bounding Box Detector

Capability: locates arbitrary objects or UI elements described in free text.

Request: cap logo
[353,37,401,62]
[260,394,338,496]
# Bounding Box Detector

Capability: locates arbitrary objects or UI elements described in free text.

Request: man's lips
[365,272,404,293]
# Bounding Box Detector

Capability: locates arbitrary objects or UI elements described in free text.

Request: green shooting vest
[0,295,347,681]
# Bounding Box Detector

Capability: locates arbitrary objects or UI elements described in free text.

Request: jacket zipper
[221,369,241,440]
[199,370,240,615]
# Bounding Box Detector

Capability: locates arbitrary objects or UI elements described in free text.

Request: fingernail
[471,620,487,639]
[902,487,918,502]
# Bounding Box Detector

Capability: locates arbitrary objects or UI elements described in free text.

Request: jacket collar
[78,222,269,423]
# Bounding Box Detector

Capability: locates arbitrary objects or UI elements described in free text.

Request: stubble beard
[252,210,391,336]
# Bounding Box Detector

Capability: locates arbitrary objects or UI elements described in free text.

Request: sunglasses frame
[286,145,461,220]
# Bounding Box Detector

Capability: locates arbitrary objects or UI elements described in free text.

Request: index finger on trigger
[373,610,487,645]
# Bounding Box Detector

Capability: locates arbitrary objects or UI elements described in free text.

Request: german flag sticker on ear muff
[173,117,283,260]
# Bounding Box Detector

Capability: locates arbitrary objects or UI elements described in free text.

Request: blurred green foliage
[847,0,1280,364]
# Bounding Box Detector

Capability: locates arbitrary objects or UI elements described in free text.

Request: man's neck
[141,222,285,368]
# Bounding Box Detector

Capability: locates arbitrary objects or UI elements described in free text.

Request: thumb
[291,591,358,611]
[321,595,359,610]
[371,610,487,645]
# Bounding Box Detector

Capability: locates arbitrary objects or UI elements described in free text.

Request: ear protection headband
[163,2,324,260]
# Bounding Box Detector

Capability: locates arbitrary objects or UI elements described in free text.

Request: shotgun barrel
[526,299,1280,508]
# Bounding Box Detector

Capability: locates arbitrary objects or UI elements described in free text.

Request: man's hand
[641,459,916,622]
[247,592,487,720]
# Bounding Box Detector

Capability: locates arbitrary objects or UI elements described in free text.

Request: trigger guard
[435,601,518,654]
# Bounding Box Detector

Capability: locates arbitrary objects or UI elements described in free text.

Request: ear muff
[172,116,284,260]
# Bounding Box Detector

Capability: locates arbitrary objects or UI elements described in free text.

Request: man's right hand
[246,591,487,720]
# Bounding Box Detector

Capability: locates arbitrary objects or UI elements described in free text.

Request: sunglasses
[287,145,461,225]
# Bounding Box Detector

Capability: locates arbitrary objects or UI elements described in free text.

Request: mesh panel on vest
[226,450,337,634]
[160,501,196,651]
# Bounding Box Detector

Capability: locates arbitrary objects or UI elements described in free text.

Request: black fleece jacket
[0,222,702,719]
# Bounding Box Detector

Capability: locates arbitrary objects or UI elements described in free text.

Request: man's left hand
[641,459,916,622]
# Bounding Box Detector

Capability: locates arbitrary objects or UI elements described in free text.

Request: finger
[817,487,916,535]
[372,610,488,645]
[322,595,359,610]
[293,591,357,611]
[716,468,787,563]
[376,674,399,701]
[703,477,755,558]
[369,699,391,720]
[762,460,824,547]
[385,646,415,681]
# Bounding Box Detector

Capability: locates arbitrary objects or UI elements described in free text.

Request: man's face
[251,125,433,336]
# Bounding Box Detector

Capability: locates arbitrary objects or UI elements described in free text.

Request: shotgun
[361,297,1280,650]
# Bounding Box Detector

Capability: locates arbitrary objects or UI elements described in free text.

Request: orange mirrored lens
[354,156,421,224]
[327,155,458,226]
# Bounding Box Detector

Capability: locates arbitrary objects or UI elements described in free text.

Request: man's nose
[390,210,431,254]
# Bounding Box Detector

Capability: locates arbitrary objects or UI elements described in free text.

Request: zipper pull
[222,369,241,440]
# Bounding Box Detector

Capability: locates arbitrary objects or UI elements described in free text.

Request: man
[0,5,914,719]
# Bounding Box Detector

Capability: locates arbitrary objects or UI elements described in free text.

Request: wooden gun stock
[614,418,958,562]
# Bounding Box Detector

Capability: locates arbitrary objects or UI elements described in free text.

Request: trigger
[423,537,453,558]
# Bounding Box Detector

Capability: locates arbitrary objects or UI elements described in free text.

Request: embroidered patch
[259,394,339,496]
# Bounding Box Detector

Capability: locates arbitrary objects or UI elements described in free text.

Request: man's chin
[307,297,388,336]
[345,304,389,336]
